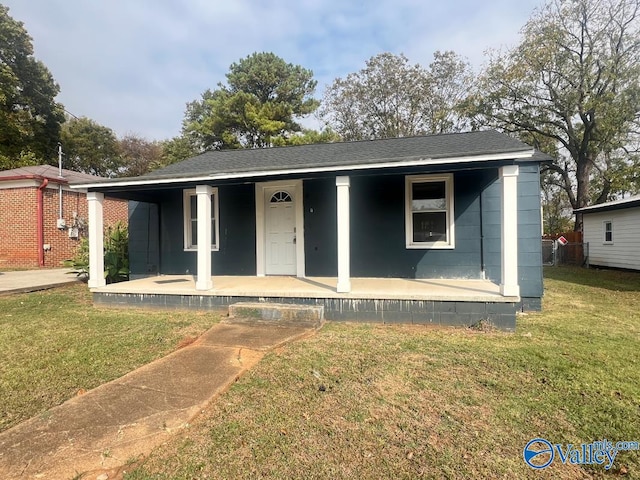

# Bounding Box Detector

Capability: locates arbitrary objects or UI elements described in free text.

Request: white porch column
[195,185,213,291]
[336,176,351,293]
[500,165,520,297]
[87,191,106,288]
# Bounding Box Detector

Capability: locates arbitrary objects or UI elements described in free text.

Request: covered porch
[71,131,549,331]
[84,165,522,296]
[92,275,519,329]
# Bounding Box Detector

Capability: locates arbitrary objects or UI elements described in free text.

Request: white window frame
[183,188,219,251]
[603,220,613,244]
[405,173,455,249]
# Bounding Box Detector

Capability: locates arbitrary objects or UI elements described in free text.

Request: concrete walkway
[0,268,80,295]
[0,322,316,479]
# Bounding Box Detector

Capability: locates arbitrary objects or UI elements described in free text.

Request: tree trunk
[574,154,592,232]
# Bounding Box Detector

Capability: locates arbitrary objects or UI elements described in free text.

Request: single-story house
[0,165,128,269]
[575,195,640,270]
[72,130,549,330]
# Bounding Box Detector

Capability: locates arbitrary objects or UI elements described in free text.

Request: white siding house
[575,196,640,270]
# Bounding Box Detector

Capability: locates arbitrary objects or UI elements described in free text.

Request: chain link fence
[542,236,589,267]
[542,239,556,266]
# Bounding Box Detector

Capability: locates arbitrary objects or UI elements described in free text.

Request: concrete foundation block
[228,302,324,328]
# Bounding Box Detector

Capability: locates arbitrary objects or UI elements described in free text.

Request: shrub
[64,222,129,284]
[104,222,129,284]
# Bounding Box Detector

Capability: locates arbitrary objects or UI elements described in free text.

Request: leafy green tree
[0,5,65,166]
[541,172,575,235]
[465,0,640,229]
[320,52,473,141]
[159,135,199,168]
[271,127,342,146]
[425,51,475,134]
[118,134,163,177]
[0,150,39,170]
[61,117,121,177]
[183,52,319,150]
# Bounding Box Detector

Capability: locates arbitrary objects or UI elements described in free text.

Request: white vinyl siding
[183,188,219,251]
[583,208,640,270]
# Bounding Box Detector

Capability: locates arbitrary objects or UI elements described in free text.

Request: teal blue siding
[130,184,256,276]
[303,178,337,276]
[157,189,189,274]
[350,174,408,277]
[516,163,543,299]
[482,163,543,300]
[481,170,501,285]
[127,163,543,304]
[128,201,159,278]
[301,166,542,303]
[214,184,256,274]
[349,171,485,278]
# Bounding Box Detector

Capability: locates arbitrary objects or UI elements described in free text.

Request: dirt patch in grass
[176,335,199,349]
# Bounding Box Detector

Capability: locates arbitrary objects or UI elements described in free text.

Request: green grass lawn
[0,285,219,432]
[122,267,640,479]
[1,269,638,479]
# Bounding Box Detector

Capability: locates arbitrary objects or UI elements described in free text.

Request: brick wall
[104,197,129,229]
[0,188,38,268]
[0,185,129,269]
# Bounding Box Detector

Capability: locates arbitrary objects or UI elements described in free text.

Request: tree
[425,51,475,134]
[183,52,319,150]
[466,0,640,229]
[541,172,575,234]
[271,127,341,147]
[159,135,199,168]
[61,117,121,177]
[118,134,163,177]
[0,5,65,166]
[320,52,473,141]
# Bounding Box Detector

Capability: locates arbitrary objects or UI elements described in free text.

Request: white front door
[265,189,296,275]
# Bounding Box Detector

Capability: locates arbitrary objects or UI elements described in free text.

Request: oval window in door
[270,191,292,203]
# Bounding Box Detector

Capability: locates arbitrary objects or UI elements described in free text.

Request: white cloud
[3,0,544,141]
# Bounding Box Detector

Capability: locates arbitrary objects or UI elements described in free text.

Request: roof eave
[0,174,69,184]
[71,149,536,190]
[574,200,640,214]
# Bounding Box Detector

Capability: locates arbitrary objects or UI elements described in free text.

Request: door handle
[293,235,297,244]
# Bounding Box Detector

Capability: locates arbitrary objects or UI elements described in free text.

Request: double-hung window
[603,220,613,244]
[183,188,219,251]
[405,174,454,249]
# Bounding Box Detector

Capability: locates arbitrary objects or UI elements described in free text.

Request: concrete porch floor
[93,275,518,303]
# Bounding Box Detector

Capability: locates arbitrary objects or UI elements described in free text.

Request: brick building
[0,165,128,269]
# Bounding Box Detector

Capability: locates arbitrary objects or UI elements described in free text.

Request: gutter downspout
[479,185,485,279]
[37,178,49,267]
[58,143,64,221]
[59,184,63,219]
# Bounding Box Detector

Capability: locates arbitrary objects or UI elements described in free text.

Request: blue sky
[5,0,544,141]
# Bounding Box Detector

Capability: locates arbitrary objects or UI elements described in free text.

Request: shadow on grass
[544,265,640,292]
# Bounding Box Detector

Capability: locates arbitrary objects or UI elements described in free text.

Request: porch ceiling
[92,275,518,303]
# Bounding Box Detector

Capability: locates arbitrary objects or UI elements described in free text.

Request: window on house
[405,174,454,248]
[603,220,613,244]
[183,188,219,251]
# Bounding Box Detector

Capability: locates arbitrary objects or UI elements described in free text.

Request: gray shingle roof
[574,195,640,214]
[145,130,537,180]
[0,165,102,184]
[72,130,550,189]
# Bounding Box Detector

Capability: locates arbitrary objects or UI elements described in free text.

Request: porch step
[227,302,324,328]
